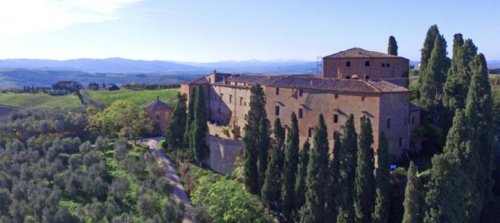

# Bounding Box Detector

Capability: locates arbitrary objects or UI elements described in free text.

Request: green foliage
[165,93,187,150]
[184,87,196,150]
[0,92,82,109]
[354,116,375,223]
[243,84,269,194]
[87,88,178,107]
[402,162,424,223]
[372,132,390,223]
[87,100,152,138]
[418,33,449,126]
[300,114,329,223]
[388,35,398,56]
[294,139,310,218]
[281,113,300,221]
[190,87,208,163]
[326,131,341,220]
[190,169,272,223]
[261,118,284,211]
[336,114,357,223]
[420,25,440,74]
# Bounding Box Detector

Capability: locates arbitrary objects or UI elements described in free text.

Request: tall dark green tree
[165,93,187,150]
[418,33,449,127]
[443,34,477,133]
[388,35,398,56]
[281,113,300,222]
[184,87,196,148]
[191,87,208,163]
[257,117,271,189]
[300,114,329,223]
[402,162,424,223]
[326,131,342,220]
[294,139,310,217]
[371,132,390,223]
[243,84,268,194]
[336,114,357,223]
[419,25,440,74]
[354,116,375,223]
[261,118,285,211]
[465,53,494,216]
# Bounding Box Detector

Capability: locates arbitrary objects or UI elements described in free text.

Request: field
[87,88,179,107]
[0,93,83,109]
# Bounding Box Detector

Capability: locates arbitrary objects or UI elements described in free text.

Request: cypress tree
[402,162,423,223]
[336,114,357,223]
[261,119,285,211]
[372,132,390,223]
[354,116,375,223]
[294,139,310,216]
[419,25,440,73]
[184,87,196,148]
[326,131,342,220]
[243,84,268,194]
[300,114,329,223]
[165,93,187,150]
[191,87,208,163]
[257,117,271,190]
[443,35,477,133]
[387,35,398,56]
[418,34,449,125]
[281,113,300,222]
[465,53,494,216]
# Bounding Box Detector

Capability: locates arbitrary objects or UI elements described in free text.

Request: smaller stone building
[144,96,172,134]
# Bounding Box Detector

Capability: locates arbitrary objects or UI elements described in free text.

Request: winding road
[141,137,192,223]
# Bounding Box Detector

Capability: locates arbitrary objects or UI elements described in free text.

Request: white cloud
[0,0,143,40]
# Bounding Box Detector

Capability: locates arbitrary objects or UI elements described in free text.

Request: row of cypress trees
[402,25,494,223]
[242,84,391,223]
[165,86,208,163]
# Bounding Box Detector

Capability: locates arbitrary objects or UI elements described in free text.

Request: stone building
[181,48,420,166]
[144,96,172,134]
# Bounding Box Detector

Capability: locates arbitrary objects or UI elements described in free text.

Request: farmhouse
[181,48,420,168]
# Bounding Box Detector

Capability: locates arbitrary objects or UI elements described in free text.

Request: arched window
[346,61,351,67]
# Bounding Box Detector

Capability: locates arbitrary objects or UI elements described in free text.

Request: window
[361,96,365,101]
[275,106,280,116]
[346,76,351,79]
[411,116,415,124]
[276,87,280,95]
[334,94,339,99]
[387,63,390,67]
[240,97,243,106]
[229,95,232,103]
[308,127,313,137]
[387,118,391,129]
[299,108,303,119]
[365,61,370,67]
[365,76,370,80]
[346,61,351,67]
[399,137,403,147]
[382,63,385,67]
[156,114,161,121]
[334,114,338,123]
[299,88,303,97]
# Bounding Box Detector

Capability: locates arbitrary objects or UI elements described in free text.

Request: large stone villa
[181,48,420,173]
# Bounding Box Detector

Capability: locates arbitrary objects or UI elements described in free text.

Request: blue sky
[0,0,499,62]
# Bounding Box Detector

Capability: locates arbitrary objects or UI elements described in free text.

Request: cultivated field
[87,88,179,107]
[0,93,83,109]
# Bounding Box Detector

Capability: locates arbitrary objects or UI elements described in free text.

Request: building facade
[181,48,420,162]
[144,96,173,134]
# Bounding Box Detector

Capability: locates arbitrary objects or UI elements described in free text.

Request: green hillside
[87,88,179,107]
[0,93,82,109]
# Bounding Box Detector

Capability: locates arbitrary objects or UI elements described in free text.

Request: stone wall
[323,57,409,80]
[205,135,243,175]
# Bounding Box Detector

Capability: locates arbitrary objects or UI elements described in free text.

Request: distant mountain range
[0,58,318,74]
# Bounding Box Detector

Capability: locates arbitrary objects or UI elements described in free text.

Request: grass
[87,88,179,107]
[0,93,82,109]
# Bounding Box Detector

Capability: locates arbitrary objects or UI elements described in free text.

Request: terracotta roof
[222,75,409,93]
[324,48,403,59]
[145,96,172,110]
